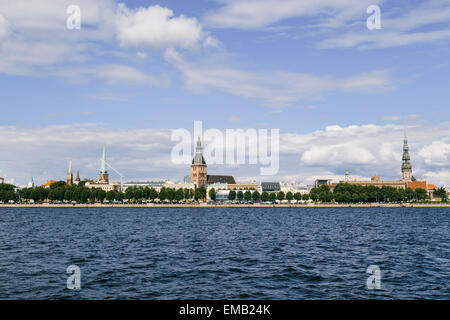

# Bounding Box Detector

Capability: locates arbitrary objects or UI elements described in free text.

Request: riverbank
[1,203,449,208]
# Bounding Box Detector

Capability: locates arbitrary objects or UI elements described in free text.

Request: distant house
[0,176,4,184]
[207,175,236,185]
[41,180,57,188]
[216,190,231,202]
[261,182,281,193]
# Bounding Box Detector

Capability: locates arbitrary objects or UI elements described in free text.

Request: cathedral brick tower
[67,160,73,185]
[402,132,413,182]
[191,137,207,187]
[98,146,109,183]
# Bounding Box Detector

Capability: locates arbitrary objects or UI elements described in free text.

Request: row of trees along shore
[0,181,447,203]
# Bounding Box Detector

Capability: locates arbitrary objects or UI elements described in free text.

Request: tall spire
[192,137,206,165]
[100,146,107,174]
[67,160,73,185]
[402,131,412,182]
[28,176,34,188]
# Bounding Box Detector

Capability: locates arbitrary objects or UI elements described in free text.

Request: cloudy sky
[0,0,449,187]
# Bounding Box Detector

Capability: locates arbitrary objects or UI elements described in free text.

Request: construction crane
[105,161,124,191]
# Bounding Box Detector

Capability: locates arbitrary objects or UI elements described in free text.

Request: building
[74,171,81,185]
[98,146,109,184]
[227,183,258,190]
[85,147,120,192]
[190,137,236,187]
[41,180,57,188]
[191,137,207,187]
[406,180,427,191]
[427,184,438,199]
[216,190,231,202]
[401,132,413,182]
[261,182,281,193]
[123,181,166,190]
[67,161,73,185]
[207,175,236,184]
[27,177,35,188]
[0,176,4,184]
[280,181,310,195]
[314,179,333,188]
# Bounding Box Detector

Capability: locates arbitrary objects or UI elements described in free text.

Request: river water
[0,207,448,299]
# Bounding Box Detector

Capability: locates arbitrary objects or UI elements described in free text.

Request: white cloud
[204,0,378,29]
[116,4,208,49]
[1,122,450,186]
[382,114,423,121]
[0,0,116,75]
[0,14,9,40]
[422,170,450,188]
[51,64,170,87]
[319,1,450,49]
[93,64,169,86]
[165,48,390,107]
[320,30,450,50]
[301,144,375,165]
[419,141,450,166]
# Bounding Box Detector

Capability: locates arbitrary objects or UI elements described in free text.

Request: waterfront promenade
[1,203,449,208]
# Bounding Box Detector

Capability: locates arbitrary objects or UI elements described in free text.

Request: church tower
[191,137,207,187]
[98,146,109,183]
[67,160,73,185]
[74,171,80,185]
[401,132,412,182]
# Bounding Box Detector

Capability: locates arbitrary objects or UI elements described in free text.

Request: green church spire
[401,131,412,181]
[100,146,107,174]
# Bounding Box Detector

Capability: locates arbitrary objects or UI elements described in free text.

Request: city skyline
[0,0,449,186]
[1,129,445,192]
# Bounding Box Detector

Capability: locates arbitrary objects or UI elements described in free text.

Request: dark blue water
[0,207,449,299]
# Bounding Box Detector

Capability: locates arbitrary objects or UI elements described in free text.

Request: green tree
[286,191,294,201]
[269,192,277,201]
[277,191,285,201]
[64,189,73,201]
[252,190,261,202]
[228,190,236,201]
[244,190,252,202]
[237,191,244,201]
[80,189,90,203]
[175,189,185,201]
[433,187,448,201]
[294,192,302,201]
[405,187,414,201]
[415,188,427,201]
[134,188,144,200]
[30,189,41,202]
[159,188,167,201]
[261,191,269,202]
[97,190,106,202]
[166,188,175,201]
[149,188,159,200]
[302,193,310,201]
[208,188,216,201]
[50,181,66,189]
[124,187,134,200]
[198,186,207,200]
[106,190,115,201]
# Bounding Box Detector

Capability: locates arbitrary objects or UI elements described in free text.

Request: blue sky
[1,0,450,186]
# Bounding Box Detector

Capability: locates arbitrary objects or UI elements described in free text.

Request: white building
[280,181,311,195]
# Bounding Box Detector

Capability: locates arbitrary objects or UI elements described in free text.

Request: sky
[0,0,450,187]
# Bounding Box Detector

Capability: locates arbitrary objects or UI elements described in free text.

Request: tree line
[1,181,447,203]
